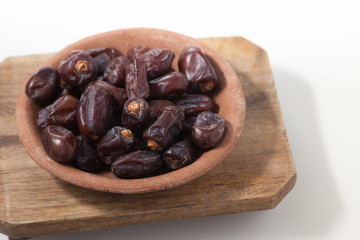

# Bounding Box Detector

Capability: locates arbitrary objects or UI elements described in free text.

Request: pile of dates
[25,45,226,179]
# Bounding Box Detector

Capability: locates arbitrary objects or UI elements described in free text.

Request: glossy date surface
[192,111,225,149]
[85,47,123,74]
[37,95,79,130]
[125,58,150,99]
[77,85,113,141]
[149,72,188,99]
[111,150,162,179]
[178,46,219,92]
[97,126,135,165]
[176,94,215,117]
[25,66,60,107]
[58,50,97,89]
[141,48,175,79]
[162,138,199,170]
[103,56,131,87]
[42,125,78,163]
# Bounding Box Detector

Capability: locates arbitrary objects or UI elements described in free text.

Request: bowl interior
[16,28,246,193]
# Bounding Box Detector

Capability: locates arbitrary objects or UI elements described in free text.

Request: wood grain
[0,37,296,239]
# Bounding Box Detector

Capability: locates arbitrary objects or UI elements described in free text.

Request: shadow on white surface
[0,69,342,240]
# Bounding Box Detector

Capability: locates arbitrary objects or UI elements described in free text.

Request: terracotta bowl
[15,28,246,193]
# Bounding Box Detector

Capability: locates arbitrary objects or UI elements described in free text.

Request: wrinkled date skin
[143,107,183,151]
[148,100,176,122]
[58,50,97,89]
[149,72,189,99]
[192,111,225,149]
[127,45,151,62]
[25,66,60,107]
[76,135,101,172]
[56,84,81,100]
[178,47,219,93]
[85,47,123,74]
[103,56,131,87]
[125,58,149,99]
[176,94,215,117]
[141,49,175,79]
[97,126,135,165]
[111,150,162,179]
[77,85,113,141]
[87,80,127,111]
[162,138,200,170]
[42,125,78,163]
[37,95,79,130]
[121,97,149,132]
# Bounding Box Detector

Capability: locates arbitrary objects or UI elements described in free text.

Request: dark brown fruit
[127,45,151,61]
[178,46,219,92]
[143,107,183,151]
[149,72,189,99]
[37,95,78,130]
[103,56,131,87]
[192,111,225,149]
[87,80,127,111]
[162,139,200,170]
[176,94,215,117]
[141,49,175,79]
[76,135,101,172]
[111,150,162,179]
[97,127,135,165]
[85,47,123,74]
[125,58,150,99]
[42,125,78,163]
[25,66,60,107]
[121,97,149,132]
[58,50,97,88]
[77,85,113,141]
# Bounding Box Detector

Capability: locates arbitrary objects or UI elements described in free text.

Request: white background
[1,0,359,239]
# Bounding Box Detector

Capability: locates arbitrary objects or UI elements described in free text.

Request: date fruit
[143,107,183,151]
[76,135,101,172]
[141,49,175,79]
[121,97,149,132]
[97,126,135,165]
[25,66,60,107]
[58,50,97,88]
[111,150,162,179]
[176,94,215,117]
[37,95,79,130]
[125,58,150,99]
[77,85,113,141]
[178,47,219,92]
[192,111,225,149]
[42,125,78,163]
[149,72,188,99]
[85,47,123,74]
[87,80,127,111]
[162,139,199,170]
[103,56,131,87]
[127,45,150,62]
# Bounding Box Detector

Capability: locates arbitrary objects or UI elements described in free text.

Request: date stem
[128,101,141,114]
[75,60,90,73]
[147,140,161,151]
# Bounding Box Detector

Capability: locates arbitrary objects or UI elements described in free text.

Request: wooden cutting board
[0,37,296,240]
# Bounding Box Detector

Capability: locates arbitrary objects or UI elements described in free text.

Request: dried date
[37,95,79,130]
[192,111,225,149]
[77,85,113,141]
[111,150,162,179]
[42,125,78,163]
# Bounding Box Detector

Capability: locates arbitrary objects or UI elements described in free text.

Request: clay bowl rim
[15,28,246,194]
